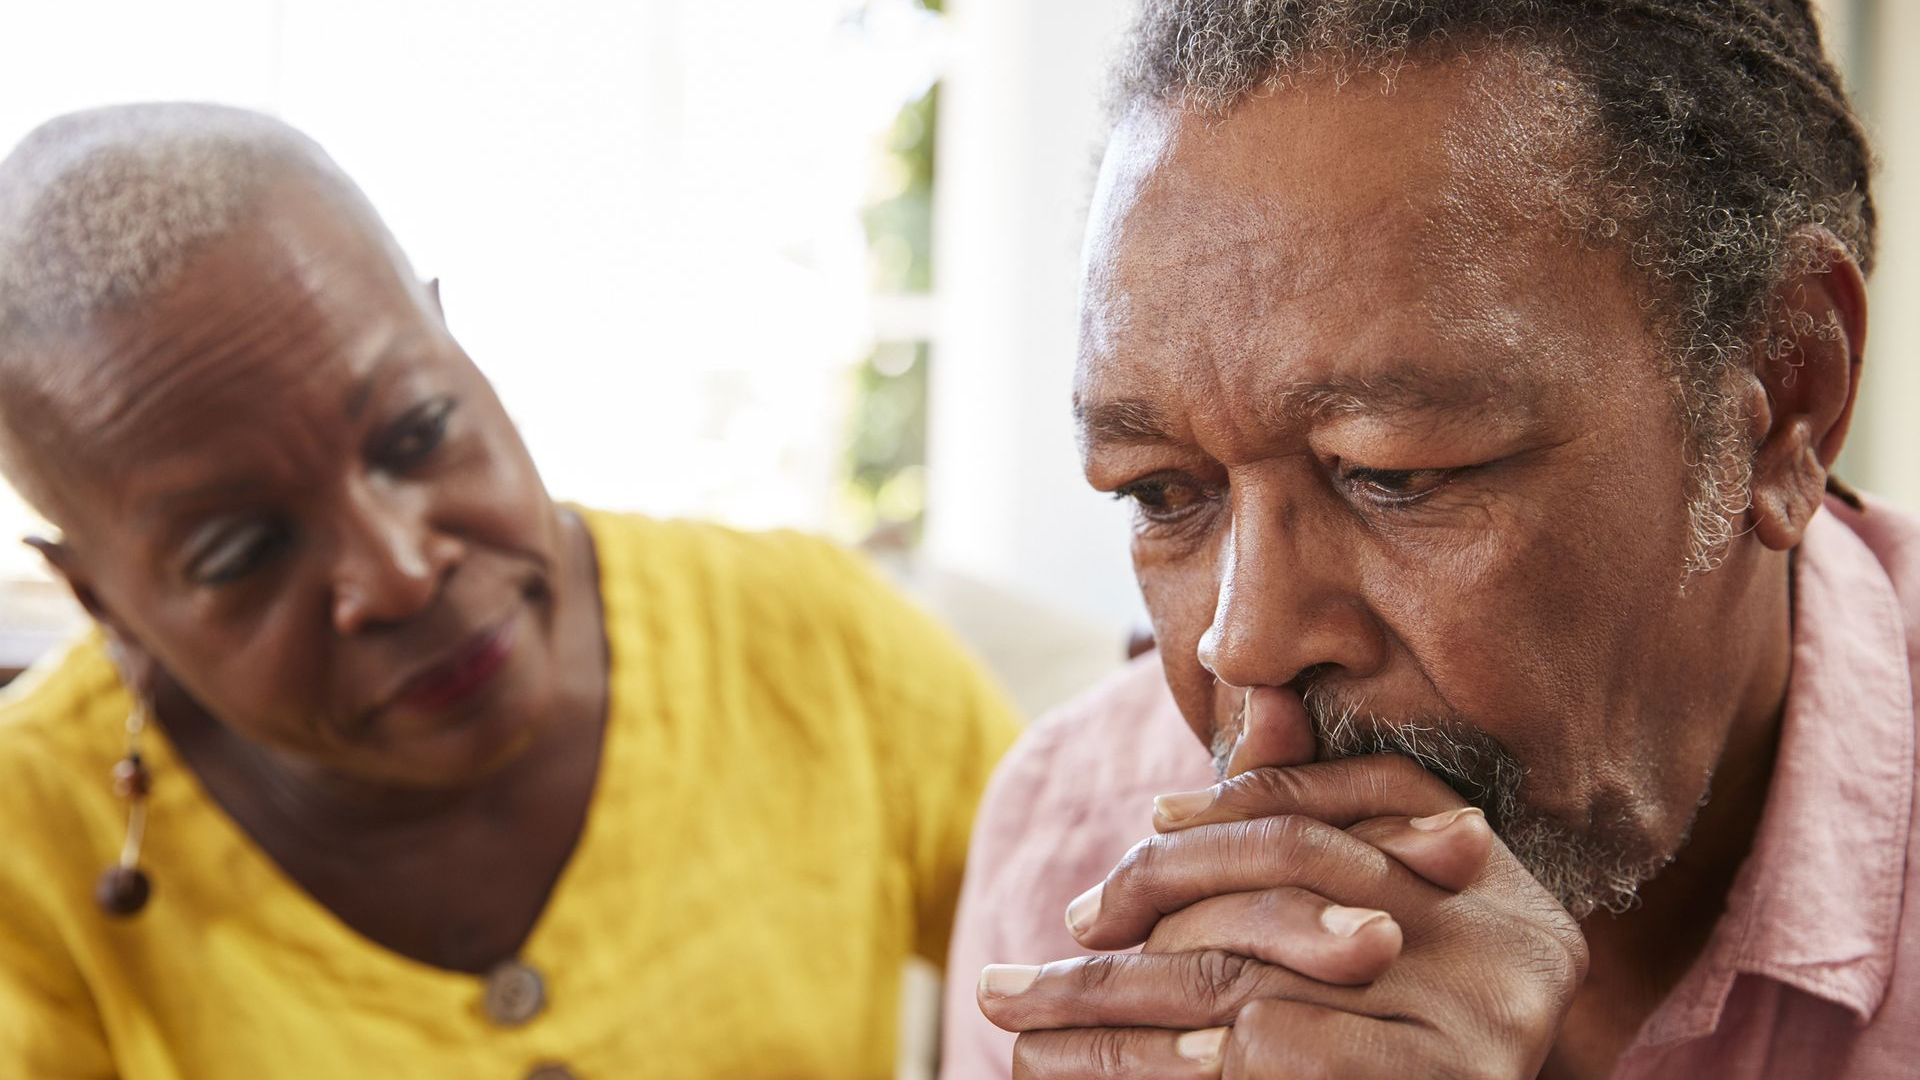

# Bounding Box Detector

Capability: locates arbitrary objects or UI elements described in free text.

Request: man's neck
[1545,558,1795,1078]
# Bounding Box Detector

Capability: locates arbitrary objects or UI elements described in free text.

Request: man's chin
[1498,805,1680,920]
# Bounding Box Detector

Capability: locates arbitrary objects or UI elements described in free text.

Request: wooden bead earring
[95,697,153,917]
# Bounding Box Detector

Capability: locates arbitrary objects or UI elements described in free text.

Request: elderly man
[946,1,1916,1077]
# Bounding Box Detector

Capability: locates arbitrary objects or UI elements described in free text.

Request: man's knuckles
[1143,888,1402,986]
[1081,814,1427,950]
[983,951,1301,1031]
[1158,755,1469,839]
[1011,1027,1227,1080]
[1349,809,1494,893]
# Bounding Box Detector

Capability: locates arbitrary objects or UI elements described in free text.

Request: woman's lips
[389,615,518,716]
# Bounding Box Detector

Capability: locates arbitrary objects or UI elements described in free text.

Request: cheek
[151,599,335,744]
[436,409,555,555]
[1134,538,1222,747]
[1359,463,1695,779]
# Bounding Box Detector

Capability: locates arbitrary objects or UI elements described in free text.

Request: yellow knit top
[0,509,1018,1079]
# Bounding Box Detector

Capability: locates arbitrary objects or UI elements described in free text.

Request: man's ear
[25,535,161,692]
[1746,228,1868,551]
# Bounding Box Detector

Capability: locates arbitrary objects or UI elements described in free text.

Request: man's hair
[0,103,388,518]
[1113,0,1875,571]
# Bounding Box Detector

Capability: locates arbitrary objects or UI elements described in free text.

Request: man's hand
[978,754,1587,1079]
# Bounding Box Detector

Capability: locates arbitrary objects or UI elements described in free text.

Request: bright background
[0,1,1914,1074]
[2,1,1916,697]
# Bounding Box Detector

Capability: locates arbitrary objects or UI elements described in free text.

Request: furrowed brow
[1272,368,1521,424]
[1076,397,1176,445]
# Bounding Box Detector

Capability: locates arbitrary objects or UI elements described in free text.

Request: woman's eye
[375,397,456,471]
[185,519,288,585]
[1341,466,1454,506]
[1114,475,1215,524]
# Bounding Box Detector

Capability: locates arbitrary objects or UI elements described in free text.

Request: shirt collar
[1638,502,1915,1046]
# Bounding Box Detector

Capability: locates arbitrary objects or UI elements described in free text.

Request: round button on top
[483,959,547,1027]
[525,1065,577,1080]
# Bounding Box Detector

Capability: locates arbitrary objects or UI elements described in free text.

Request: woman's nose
[329,489,462,635]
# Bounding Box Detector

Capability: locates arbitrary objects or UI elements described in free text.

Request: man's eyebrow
[1271,368,1520,423]
[1076,397,1176,445]
[1077,368,1525,446]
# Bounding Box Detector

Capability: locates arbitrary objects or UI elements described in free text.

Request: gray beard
[1211,685,1684,920]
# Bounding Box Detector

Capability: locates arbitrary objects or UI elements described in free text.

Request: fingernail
[1320,904,1391,937]
[1410,806,1484,832]
[1153,789,1214,825]
[1065,884,1103,936]
[1176,1026,1229,1064]
[978,964,1042,998]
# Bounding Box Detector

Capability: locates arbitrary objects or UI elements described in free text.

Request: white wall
[927,0,1144,640]
[1844,0,1920,508]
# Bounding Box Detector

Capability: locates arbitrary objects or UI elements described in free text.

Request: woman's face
[33,181,585,788]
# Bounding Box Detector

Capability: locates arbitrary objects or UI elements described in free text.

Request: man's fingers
[1223,998,1415,1080]
[978,951,1361,1033]
[1142,886,1403,985]
[1346,807,1494,892]
[1011,1026,1229,1080]
[1153,754,1466,833]
[1068,814,1442,951]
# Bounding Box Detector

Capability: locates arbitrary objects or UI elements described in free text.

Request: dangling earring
[96,697,153,917]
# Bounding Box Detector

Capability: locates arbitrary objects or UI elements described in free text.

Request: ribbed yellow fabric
[0,510,1018,1079]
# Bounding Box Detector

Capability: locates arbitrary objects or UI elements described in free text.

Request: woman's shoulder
[577,506,892,629]
[0,635,124,901]
[0,633,126,778]
[577,506,1001,715]
[578,506,861,579]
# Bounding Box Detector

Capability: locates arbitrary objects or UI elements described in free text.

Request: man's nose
[1195,488,1387,692]
[329,484,463,635]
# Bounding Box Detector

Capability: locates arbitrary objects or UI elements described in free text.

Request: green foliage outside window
[842,0,942,546]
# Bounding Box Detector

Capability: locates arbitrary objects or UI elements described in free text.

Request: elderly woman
[0,104,1017,1079]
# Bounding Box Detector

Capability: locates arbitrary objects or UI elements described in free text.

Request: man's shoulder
[1017,653,1211,801]
[975,655,1212,862]
[1826,494,1920,664]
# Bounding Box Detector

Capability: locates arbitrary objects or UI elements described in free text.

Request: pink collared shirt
[942,496,1920,1078]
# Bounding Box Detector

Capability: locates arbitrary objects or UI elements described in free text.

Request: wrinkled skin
[24,174,610,972]
[983,55,1864,1079]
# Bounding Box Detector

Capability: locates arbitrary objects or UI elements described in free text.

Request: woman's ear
[26,534,161,692]
[1747,228,1868,552]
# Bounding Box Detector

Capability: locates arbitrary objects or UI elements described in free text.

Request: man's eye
[1341,466,1454,506]
[185,519,288,585]
[1114,475,1215,523]
[375,397,456,471]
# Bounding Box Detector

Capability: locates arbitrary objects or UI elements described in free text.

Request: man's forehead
[1075,356,1537,445]
[1099,70,1476,238]
[1077,59,1622,434]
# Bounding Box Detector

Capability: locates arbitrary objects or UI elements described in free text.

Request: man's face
[33,179,577,789]
[1077,66,1777,910]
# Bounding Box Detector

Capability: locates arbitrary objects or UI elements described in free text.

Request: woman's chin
[353,685,553,790]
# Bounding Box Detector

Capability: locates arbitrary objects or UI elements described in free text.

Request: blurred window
[0,0,947,661]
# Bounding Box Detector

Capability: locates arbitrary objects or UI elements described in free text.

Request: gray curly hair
[1112,0,1876,572]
